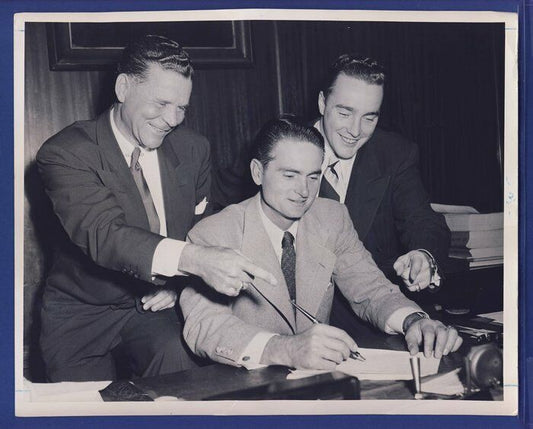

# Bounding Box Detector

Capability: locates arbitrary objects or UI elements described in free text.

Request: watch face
[403,312,429,333]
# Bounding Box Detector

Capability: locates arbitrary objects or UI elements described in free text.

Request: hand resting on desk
[405,319,462,359]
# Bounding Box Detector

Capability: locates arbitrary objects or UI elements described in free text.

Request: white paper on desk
[421,368,464,396]
[478,311,504,325]
[287,348,440,381]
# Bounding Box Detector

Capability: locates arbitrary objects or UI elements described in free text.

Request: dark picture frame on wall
[46,21,253,70]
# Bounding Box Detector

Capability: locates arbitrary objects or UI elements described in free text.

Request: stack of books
[431,204,503,268]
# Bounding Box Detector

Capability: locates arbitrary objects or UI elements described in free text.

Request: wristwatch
[402,311,429,334]
[416,248,442,291]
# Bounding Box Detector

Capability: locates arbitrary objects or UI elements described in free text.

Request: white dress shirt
[110,109,186,278]
[315,120,357,204]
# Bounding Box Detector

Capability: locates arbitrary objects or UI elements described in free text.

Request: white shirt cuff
[151,238,188,277]
[384,307,424,334]
[237,332,278,370]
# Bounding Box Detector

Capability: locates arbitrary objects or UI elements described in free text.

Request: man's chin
[140,137,165,150]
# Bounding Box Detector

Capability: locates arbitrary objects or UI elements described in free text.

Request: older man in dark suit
[37,35,275,382]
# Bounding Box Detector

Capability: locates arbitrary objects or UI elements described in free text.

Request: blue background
[3,0,529,428]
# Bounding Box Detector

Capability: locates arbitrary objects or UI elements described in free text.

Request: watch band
[416,248,442,291]
[402,311,429,334]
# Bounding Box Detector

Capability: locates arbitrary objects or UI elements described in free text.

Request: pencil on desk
[288,299,366,362]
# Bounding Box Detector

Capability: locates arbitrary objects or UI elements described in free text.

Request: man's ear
[318,91,326,116]
[250,158,264,186]
[115,73,129,103]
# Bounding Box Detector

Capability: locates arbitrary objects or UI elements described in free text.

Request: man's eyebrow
[335,104,354,112]
[279,168,302,174]
[336,104,380,116]
[309,169,322,176]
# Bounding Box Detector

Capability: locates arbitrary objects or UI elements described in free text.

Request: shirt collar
[315,119,357,181]
[110,107,154,164]
[257,195,299,253]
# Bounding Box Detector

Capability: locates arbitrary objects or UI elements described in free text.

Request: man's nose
[347,116,361,137]
[163,106,183,128]
[296,178,309,197]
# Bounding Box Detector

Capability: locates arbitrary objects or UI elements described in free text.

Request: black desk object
[131,365,359,401]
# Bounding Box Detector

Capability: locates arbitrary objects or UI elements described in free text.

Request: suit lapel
[95,109,150,229]
[346,144,390,241]
[295,213,336,328]
[158,141,192,239]
[241,195,296,332]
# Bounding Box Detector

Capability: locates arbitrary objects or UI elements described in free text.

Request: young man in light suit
[180,117,461,370]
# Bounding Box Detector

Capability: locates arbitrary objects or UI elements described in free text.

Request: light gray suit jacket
[180,194,420,366]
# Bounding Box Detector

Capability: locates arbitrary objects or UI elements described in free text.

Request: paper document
[478,311,503,325]
[421,368,464,396]
[287,348,440,381]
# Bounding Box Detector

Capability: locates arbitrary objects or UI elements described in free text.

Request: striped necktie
[319,161,341,202]
[281,231,297,304]
[130,147,160,234]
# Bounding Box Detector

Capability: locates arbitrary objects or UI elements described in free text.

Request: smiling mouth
[289,199,308,206]
[339,134,360,145]
[149,124,171,134]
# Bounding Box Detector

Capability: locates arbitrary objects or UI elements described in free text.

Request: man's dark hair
[117,34,193,80]
[253,115,324,166]
[321,54,385,99]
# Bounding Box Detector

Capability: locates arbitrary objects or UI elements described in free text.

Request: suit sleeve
[333,205,421,332]
[179,221,267,366]
[37,139,162,284]
[390,143,450,269]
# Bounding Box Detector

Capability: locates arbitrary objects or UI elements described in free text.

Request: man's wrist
[402,311,429,334]
[260,335,291,367]
[177,243,200,276]
[415,249,441,290]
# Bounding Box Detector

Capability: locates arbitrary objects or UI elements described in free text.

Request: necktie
[319,161,341,202]
[130,147,160,234]
[281,231,297,304]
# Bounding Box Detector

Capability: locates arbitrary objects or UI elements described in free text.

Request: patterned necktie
[281,231,297,304]
[319,161,341,202]
[130,147,160,234]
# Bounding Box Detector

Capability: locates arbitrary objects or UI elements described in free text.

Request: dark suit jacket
[337,128,450,279]
[37,109,211,307]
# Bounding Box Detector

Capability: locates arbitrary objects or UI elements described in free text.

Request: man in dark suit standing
[37,35,275,382]
[315,55,450,331]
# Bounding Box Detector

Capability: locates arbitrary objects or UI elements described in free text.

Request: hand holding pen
[247,281,363,370]
[289,299,366,362]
